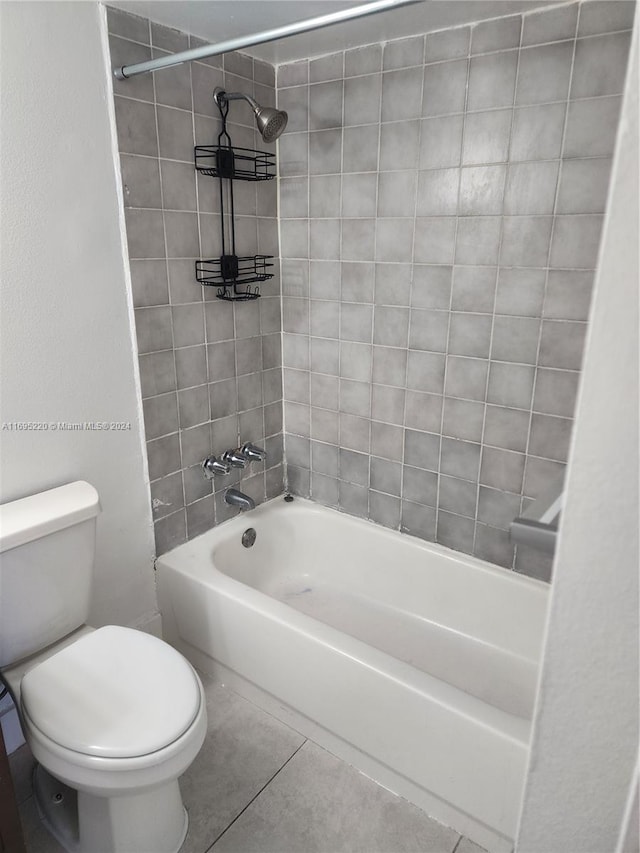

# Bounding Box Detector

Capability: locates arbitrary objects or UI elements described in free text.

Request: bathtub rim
[156,496,549,742]
[160,494,550,597]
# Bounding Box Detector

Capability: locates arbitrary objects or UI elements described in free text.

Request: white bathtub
[157,496,549,852]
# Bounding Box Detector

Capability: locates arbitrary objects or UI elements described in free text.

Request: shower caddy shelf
[194,98,275,301]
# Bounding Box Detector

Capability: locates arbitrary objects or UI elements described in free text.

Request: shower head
[213,88,288,143]
[254,105,288,143]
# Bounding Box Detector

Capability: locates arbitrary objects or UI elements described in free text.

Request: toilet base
[33,764,189,853]
[33,764,80,852]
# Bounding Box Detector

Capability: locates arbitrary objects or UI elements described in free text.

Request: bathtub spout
[224,488,255,511]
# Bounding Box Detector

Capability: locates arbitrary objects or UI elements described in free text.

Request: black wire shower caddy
[194,97,276,301]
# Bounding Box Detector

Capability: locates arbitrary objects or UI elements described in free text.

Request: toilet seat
[21,625,202,759]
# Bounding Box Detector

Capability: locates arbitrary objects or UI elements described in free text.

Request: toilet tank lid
[0,481,101,553]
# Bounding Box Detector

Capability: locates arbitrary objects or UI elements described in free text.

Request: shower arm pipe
[219,91,260,110]
[113,0,423,80]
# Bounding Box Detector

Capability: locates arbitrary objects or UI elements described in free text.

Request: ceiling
[109,0,557,64]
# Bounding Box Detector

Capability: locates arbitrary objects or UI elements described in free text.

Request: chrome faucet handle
[222,448,248,468]
[241,442,267,461]
[202,455,231,479]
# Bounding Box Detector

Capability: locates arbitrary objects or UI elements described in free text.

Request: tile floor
[10,672,486,853]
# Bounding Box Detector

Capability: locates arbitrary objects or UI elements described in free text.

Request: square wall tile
[419,114,464,170]
[504,162,560,215]
[309,129,342,175]
[491,316,541,365]
[417,169,460,216]
[444,356,489,401]
[344,74,382,126]
[500,216,553,267]
[539,320,587,370]
[422,60,468,117]
[310,53,344,83]
[404,391,443,433]
[309,80,343,130]
[404,429,440,471]
[550,215,604,269]
[480,446,525,492]
[425,26,470,62]
[522,4,579,45]
[459,165,506,216]
[563,96,622,158]
[437,510,475,553]
[451,267,496,313]
[471,15,521,53]
[401,500,437,541]
[414,218,457,265]
[369,491,401,529]
[544,270,594,322]
[411,265,452,310]
[408,309,449,352]
[346,44,382,76]
[556,158,612,214]
[487,362,535,410]
[571,32,631,99]
[403,465,438,505]
[380,120,421,171]
[373,306,409,348]
[510,102,566,162]
[516,41,573,105]
[373,344,408,386]
[484,405,530,452]
[462,109,512,165]
[342,174,377,218]
[114,97,158,157]
[344,125,380,172]
[443,397,485,442]
[533,368,580,417]
[455,217,502,266]
[448,313,492,359]
[529,413,573,462]
[578,0,636,36]
[439,475,477,517]
[382,67,424,121]
[384,36,424,70]
[495,268,546,317]
[467,51,518,111]
[406,351,446,394]
[377,219,416,263]
[378,171,418,217]
[371,384,405,425]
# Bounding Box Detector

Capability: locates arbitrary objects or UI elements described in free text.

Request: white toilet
[0,481,207,853]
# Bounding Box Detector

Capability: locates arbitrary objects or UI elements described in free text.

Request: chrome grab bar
[510,483,564,555]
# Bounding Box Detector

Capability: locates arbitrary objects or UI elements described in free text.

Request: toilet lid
[21,626,201,758]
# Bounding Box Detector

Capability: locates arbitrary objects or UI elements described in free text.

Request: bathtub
[157,496,549,852]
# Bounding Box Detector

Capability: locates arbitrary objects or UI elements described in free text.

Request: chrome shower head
[254,105,288,143]
[214,88,288,143]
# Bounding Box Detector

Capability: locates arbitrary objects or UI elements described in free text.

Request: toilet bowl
[3,625,207,853]
[0,482,207,852]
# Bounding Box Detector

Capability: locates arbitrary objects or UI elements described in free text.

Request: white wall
[516,17,639,853]
[0,1,157,629]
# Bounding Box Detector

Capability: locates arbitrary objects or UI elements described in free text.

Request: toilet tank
[0,481,101,668]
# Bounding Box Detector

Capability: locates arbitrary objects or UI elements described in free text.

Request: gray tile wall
[107,8,283,556]
[276,0,634,580]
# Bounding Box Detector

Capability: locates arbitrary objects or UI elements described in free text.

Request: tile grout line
[203,738,308,852]
[398,34,428,534]
[366,43,386,523]
[149,25,184,542]
[517,0,582,562]
[472,12,524,567]
[435,22,473,551]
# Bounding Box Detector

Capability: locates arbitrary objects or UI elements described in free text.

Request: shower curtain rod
[113,0,423,80]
